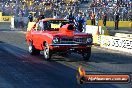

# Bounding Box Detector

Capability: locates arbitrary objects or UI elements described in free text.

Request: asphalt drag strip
[0,31,132,88]
[0,42,124,88]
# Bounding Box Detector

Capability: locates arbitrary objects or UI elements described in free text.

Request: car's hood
[42,31,63,37]
[73,31,92,37]
[42,31,92,38]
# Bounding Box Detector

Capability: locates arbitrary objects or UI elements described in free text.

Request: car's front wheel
[43,42,52,60]
[28,42,40,55]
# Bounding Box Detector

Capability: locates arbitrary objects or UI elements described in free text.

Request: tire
[82,47,91,61]
[60,51,70,57]
[43,42,52,60]
[28,42,40,55]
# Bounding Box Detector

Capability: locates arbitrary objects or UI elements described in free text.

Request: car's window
[43,21,51,30]
[43,20,69,31]
[37,21,44,31]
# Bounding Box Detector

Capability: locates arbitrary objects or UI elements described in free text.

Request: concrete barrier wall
[85,25,102,44]
[0,16,12,22]
[86,25,109,44]
[115,33,132,39]
[0,15,12,30]
[86,25,132,53]
[0,22,11,30]
[99,35,132,53]
[0,15,29,30]
[87,20,132,27]
[86,25,102,35]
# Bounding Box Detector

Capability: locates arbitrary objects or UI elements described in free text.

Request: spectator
[95,13,99,26]
[82,13,87,32]
[19,17,24,30]
[114,12,119,30]
[65,12,75,24]
[38,12,45,20]
[122,7,128,21]
[28,13,33,22]
[0,0,131,22]
[75,12,84,32]
[90,11,95,25]
[40,14,45,20]
[86,12,90,20]
[102,12,107,26]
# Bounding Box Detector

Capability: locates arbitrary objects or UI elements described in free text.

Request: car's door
[32,21,44,49]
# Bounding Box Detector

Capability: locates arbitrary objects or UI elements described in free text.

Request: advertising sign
[100,35,132,53]
[0,16,12,22]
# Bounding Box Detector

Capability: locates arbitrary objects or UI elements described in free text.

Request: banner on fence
[0,16,12,22]
[86,25,102,35]
[87,20,132,27]
[100,35,132,53]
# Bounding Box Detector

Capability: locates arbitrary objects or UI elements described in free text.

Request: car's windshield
[43,20,69,31]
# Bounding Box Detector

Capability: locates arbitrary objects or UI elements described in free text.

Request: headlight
[53,37,59,44]
[86,38,93,44]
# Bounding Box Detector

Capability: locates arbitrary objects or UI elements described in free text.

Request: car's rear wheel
[43,42,52,60]
[82,47,91,61]
[28,42,40,55]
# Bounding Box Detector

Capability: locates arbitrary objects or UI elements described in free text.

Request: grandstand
[0,0,131,21]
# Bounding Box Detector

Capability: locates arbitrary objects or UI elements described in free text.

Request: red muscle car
[26,18,92,61]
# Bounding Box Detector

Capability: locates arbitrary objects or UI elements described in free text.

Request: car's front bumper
[50,43,92,47]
